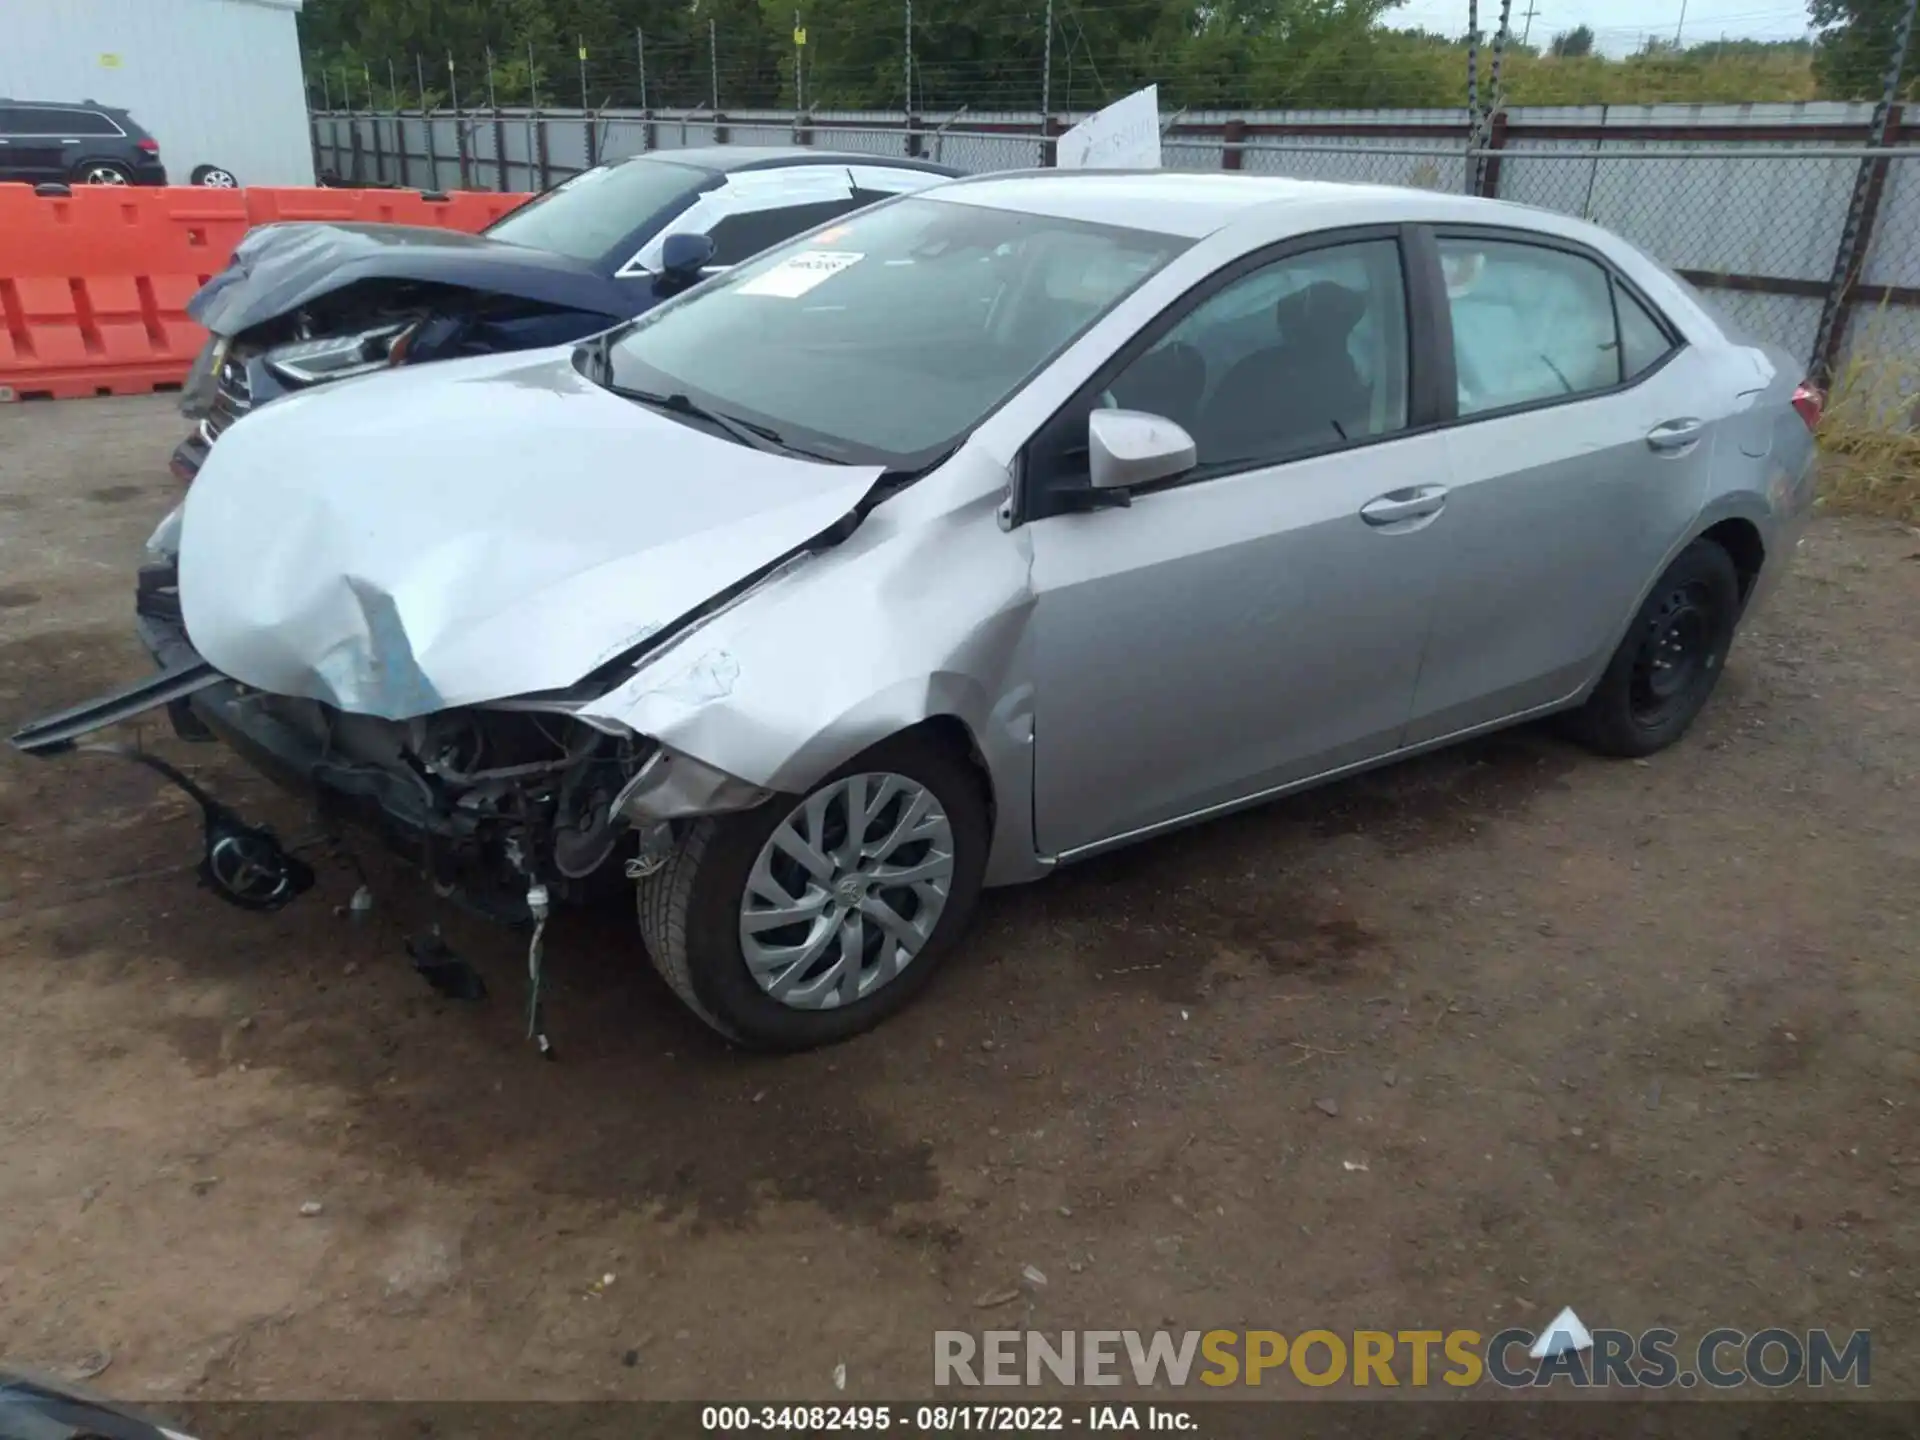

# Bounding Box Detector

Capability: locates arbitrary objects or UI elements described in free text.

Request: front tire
[635,731,989,1049]
[1567,539,1742,758]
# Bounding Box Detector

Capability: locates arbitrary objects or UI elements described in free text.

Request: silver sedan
[14,171,1820,1050]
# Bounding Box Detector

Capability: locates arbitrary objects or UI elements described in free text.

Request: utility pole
[388,57,399,109]
[485,46,498,110]
[709,17,719,112]
[416,54,427,110]
[579,35,589,110]
[795,10,804,111]
[447,50,459,114]
[1519,0,1540,47]
[1041,0,1054,121]
[1674,0,1689,46]
[904,0,913,113]
[637,27,648,111]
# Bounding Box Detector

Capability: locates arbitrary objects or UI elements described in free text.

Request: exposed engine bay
[278,697,654,889]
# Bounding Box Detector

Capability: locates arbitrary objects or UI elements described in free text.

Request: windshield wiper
[611,385,833,460]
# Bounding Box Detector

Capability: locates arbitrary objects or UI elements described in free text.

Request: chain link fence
[309,106,1920,409]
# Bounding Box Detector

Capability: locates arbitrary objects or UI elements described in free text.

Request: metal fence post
[1810,0,1917,383]
[350,118,364,183]
[423,109,440,190]
[534,110,552,189]
[1479,110,1509,197]
[1464,0,1480,195]
[493,108,509,191]
[1221,118,1246,170]
[906,113,922,158]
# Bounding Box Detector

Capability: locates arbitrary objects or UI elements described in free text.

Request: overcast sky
[1389,0,1816,53]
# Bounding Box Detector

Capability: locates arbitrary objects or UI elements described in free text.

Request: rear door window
[1615,281,1677,381]
[66,109,124,135]
[1439,237,1624,415]
[706,197,864,266]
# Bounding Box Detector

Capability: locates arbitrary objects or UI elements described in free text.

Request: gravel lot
[1,395,1918,1404]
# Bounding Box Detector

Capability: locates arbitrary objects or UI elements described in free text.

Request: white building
[0,0,313,187]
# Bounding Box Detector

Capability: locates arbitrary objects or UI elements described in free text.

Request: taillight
[137,137,160,154]
[1792,381,1824,432]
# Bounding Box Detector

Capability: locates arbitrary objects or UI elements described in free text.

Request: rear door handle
[1360,485,1448,527]
[1647,418,1705,453]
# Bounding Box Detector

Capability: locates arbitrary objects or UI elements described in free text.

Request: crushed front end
[123,557,679,921]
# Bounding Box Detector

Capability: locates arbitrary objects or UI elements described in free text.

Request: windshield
[484,157,710,265]
[599,195,1190,465]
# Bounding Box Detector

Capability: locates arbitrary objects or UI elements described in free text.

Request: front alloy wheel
[635,731,988,1049]
[740,774,957,1009]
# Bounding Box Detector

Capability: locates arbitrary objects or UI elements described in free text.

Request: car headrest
[1275,281,1367,343]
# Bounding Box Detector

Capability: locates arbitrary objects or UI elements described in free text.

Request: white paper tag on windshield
[737,251,863,298]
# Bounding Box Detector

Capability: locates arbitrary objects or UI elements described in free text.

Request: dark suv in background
[0,100,168,185]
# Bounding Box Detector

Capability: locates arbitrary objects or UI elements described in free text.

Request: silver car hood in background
[178,348,883,720]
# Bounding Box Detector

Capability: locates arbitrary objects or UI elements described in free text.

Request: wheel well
[901,714,997,831]
[1699,518,1764,603]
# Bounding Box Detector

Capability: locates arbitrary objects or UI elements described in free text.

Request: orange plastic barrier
[0,184,531,402]
[241,187,530,230]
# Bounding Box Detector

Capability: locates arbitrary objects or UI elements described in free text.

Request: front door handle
[1647,418,1705,453]
[1360,485,1449,527]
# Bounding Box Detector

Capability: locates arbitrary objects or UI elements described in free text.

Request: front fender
[580,457,1048,885]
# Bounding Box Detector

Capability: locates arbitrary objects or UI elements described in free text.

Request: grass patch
[1818,344,1920,524]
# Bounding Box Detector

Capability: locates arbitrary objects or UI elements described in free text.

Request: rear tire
[634,731,989,1050]
[1566,539,1741,758]
[72,161,132,185]
[191,164,241,188]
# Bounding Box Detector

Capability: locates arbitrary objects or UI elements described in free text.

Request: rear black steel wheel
[1567,539,1743,758]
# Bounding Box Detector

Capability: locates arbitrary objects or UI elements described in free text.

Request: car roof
[3,98,133,113]
[930,168,1565,241]
[632,145,958,177]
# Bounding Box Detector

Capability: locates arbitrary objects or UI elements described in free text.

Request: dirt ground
[2,395,1918,1405]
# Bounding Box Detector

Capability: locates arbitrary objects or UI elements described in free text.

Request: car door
[0,106,68,182]
[1023,231,1460,858]
[1401,229,1720,745]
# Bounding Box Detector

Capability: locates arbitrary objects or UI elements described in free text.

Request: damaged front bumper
[11,563,768,926]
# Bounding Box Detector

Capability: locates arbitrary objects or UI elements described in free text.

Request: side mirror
[659,231,717,281]
[1088,409,1196,492]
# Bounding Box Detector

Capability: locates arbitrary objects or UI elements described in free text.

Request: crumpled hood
[178,347,883,720]
[187,221,629,338]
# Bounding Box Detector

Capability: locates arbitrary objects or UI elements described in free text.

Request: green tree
[1550,24,1596,57]
[1811,0,1919,99]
